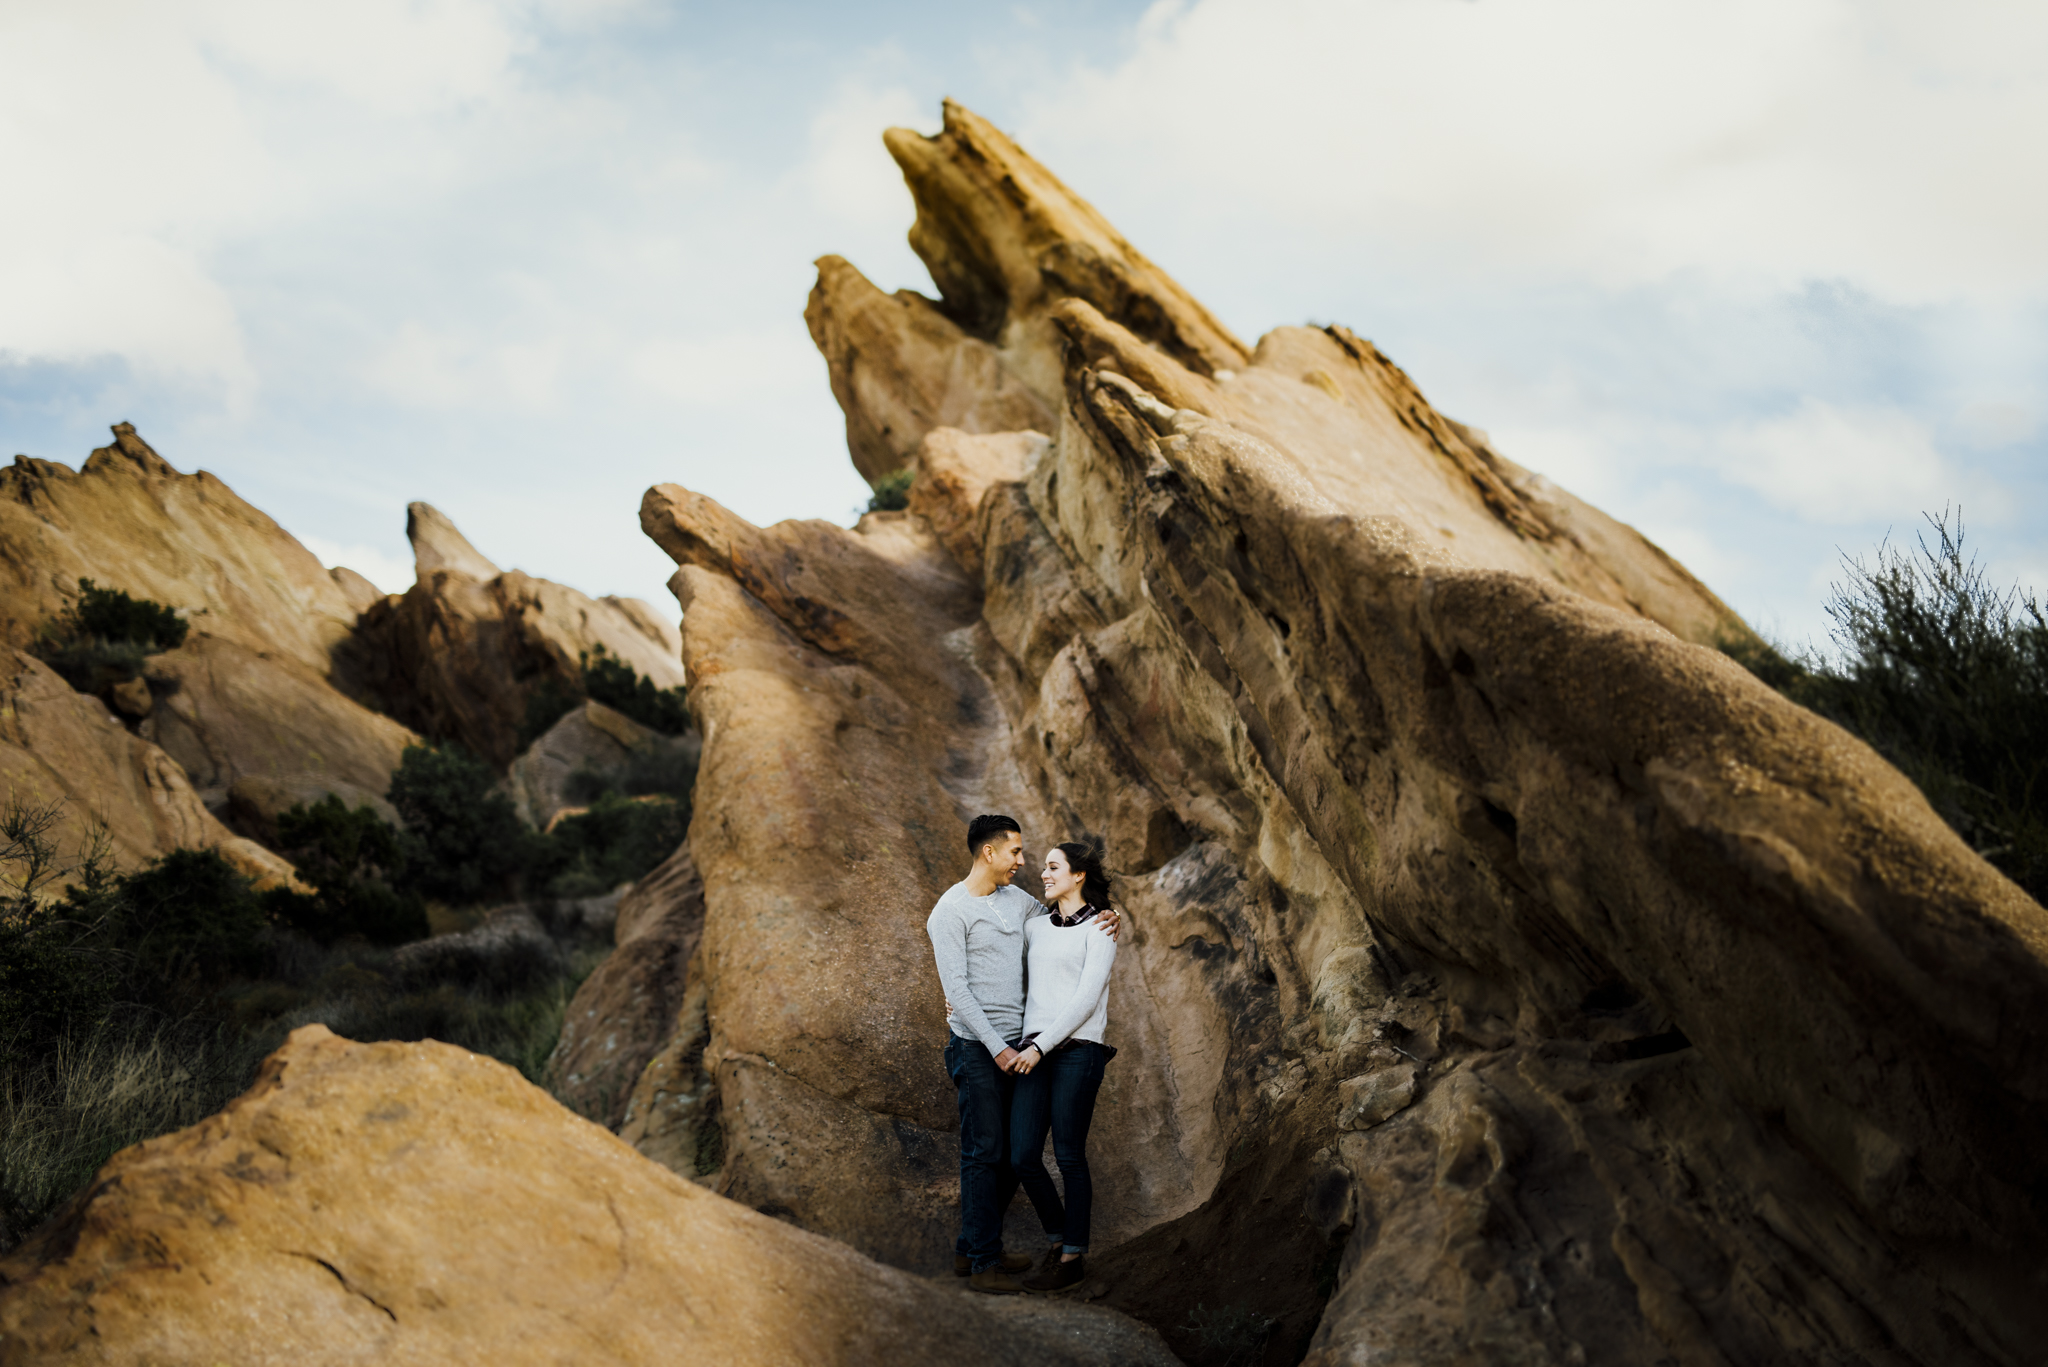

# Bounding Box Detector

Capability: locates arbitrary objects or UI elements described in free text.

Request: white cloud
[297,534,415,596]
[802,79,931,229]
[630,330,823,407]
[1018,0,2048,302]
[1710,400,1967,525]
[364,323,566,411]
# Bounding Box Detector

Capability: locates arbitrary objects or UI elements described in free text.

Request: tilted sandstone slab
[0,1025,1179,1366]
[353,504,686,769]
[552,840,706,1128]
[0,425,368,670]
[137,632,416,813]
[619,102,2048,1365]
[0,648,297,888]
[807,254,1054,485]
[0,425,421,846]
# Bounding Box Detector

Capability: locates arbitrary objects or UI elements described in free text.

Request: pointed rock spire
[406,501,501,580]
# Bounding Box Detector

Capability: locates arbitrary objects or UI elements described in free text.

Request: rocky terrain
[0,1026,1177,1365]
[619,102,2048,1364]
[4,100,2045,1366]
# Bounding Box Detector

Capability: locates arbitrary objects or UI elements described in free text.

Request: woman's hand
[1013,1044,1042,1075]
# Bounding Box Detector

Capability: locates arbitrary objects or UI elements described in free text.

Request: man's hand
[993,1046,1022,1073]
[1098,905,1124,942]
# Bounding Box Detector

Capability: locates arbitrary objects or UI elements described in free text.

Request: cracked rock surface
[0,1026,1180,1366]
[621,101,2048,1365]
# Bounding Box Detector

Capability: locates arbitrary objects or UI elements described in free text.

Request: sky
[2,0,2043,652]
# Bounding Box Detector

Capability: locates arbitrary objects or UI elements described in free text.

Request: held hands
[1011,1044,1043,1075]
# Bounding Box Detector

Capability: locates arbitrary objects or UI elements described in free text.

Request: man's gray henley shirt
[926,881,1046,1057]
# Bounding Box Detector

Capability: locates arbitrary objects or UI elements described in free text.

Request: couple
[926,813,1121,1295]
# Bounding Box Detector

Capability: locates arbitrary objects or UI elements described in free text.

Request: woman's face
[1041,848,1081,902]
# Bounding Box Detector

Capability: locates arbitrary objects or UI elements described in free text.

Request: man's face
[987,831,1026,883]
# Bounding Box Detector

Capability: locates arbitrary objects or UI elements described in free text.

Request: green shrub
[111,848,269,1006]
[533,793,688,898]
[263,797,429,946]
[387,743,531,906]
[580,645,690,736]
[513,647,690,750]
[866,468,914,513]
[0,801,115,1069]
[516,677,583,750]
[67,579,188,652]
[564,741,698,806]
[30,578,188,694]
[1721,511,2048,902]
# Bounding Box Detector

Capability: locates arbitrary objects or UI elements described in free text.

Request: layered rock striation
[625,101,2048,1364]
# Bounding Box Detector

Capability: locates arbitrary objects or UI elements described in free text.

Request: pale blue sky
[3,0,2043,651]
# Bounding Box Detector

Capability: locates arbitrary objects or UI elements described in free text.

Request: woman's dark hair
[967,813,1022,855]
[1055,839,1113,910]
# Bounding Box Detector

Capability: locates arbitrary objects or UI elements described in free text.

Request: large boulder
[553,842,706,1127]
[353,504,686,769]
[806,255,1055,485]
[504,699,697,831]
[0,648,296,887]
[0,1026,1178,1365]
[136,632,416,815]
[0,425,368,669]
[625,100,2048,1365]
[0,425,421,837]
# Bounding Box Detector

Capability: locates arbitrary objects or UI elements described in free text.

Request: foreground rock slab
[0,1026,1179,1367]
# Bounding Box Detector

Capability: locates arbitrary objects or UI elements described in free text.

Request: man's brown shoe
[1025,1255,1086,1293]
[954,1251,1033,1276]
[968,1267,1028,1295]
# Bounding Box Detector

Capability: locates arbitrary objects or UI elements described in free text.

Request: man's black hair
[966,813,1022,855]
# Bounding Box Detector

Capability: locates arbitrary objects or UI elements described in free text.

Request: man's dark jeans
[944,1033,1019,1273]
[1009,1040,1110,1254]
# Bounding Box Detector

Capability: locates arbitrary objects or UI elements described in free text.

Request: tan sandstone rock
[807,255,1055,485]
[0,425,367,669]
[0,648,298,888]
[353,504,686,769]
[504,699,696,831]
[137,632,416,814]
[0,1025,1178,1366]
[0,425,421,847]
[552,841,706,1128]
[617,101,2048,1366]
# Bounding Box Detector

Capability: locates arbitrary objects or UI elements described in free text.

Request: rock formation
[0,1026,1178,1366]
[0,425,366,668]
[504,699,697,831]
[353,503,686,768]
[553,842,705,1127]
[0,424,421,858]
[0,648,297,889]
[619,101,2048,1365]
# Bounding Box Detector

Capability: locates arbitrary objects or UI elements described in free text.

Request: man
[926,814,1117,1294]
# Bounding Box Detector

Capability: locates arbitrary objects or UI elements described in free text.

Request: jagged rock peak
[406,501,502,580]
[884,100,1249,387]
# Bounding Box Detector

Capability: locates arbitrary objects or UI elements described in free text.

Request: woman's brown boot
[1025,1254,1085,1293]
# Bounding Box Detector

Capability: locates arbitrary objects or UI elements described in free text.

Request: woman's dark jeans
[1009,1041,1110,1254]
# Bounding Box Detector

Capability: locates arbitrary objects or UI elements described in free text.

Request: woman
[1009,839,1119,1293]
